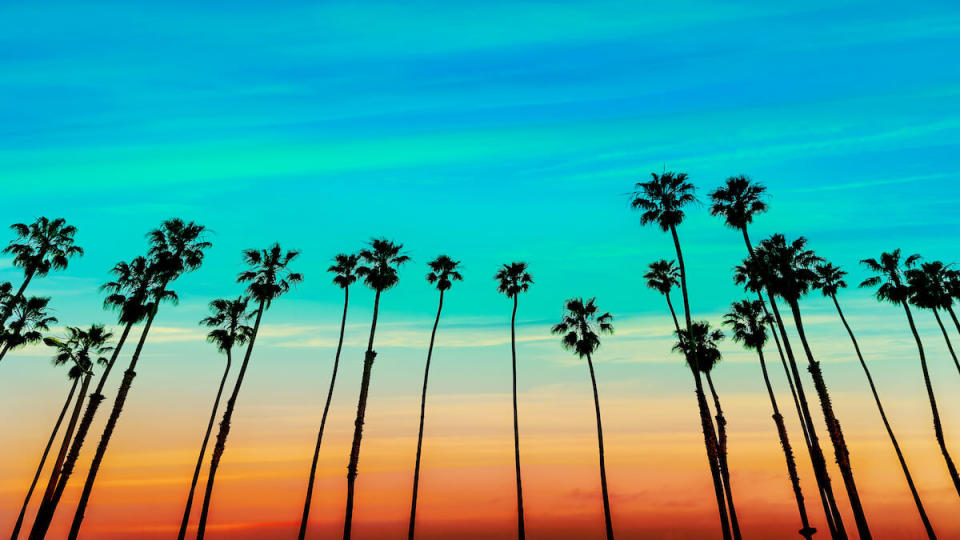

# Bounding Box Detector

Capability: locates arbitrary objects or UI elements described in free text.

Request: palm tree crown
[356,238,409,292]
[44,325,114,374]
[629,171,697,231]
[673,321,724,373]
[147,218,211,283]
[747,234,823,302]
[495,262,533,298]
[101,256,162,325]
[723,300,772,351]
[551,297,614,358]
[3,217,83,278]
[907,261,954,310]
[709,175,768,230]
[2,297,57,350]
[644,259,680,295]
[238,244,303,307]
[427,255,463,291]
[812,262,847,298]
[329,253,361,289]
[201,297,254,353]
[859,249,920,303]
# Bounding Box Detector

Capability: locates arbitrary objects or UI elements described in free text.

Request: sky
[1,0,960,538]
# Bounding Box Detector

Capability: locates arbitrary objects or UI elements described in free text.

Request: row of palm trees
[2,172,959,539]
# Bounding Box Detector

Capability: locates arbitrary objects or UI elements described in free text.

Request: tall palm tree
[343,238,409,540]
[861,250,960,498]
[57,219,209,540]
[495,261,533,540]
[723,300,816,540]
[409,255,462,540]
[177,297,253,540]
[630,172,733,540]
[551,297,616,540]
[195,244,302,540]
[813,262,935,536]
[298,253,360,540]
[943,267,960,335]
[749,234,871,539]
[711,175,843,537]
[907,261,960,376]
[0,296,56,363]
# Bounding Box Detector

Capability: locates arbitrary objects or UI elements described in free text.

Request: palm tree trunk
[832,295,935,537]
[10,379,78,540]
[705,372,741,540]
[177,349,233,540]
[931,309,960,377]
[298,287,350,540]
[195,300,265,540]
[900,301,960,498]
[0,342,12,364]
[0,269,34,327]
[585,352,615,540]
[510,294,526,540]
[946,306,960,337]
[669,225,732,540]
[343,289,382,540]
[787,299,871,540]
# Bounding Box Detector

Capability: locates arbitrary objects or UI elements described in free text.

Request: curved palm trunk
[931,309,960,377]
[177,350,233,540]
[704,372,741,540]
[195,300,265,540]
[509,294,527,540]
[831,295,935,537]
[787,300,871,540]
[585,352,615,540]
[10,379,78,540]
[298,287,350,540]
[0,343,12,364]
[343,289,382,540]
[947,306,960,337]
[900,301,960,498]
[408,290,444,540]
[0,270,35,328]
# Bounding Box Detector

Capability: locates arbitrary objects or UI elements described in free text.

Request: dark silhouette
[195,245,302,539]
[813,262,936,537]
[724,300,816,540]
[552,297,616,540]
[0,296,56,363]
[943,267,960,335]
[299,253,360,540]
[343,239,409,540]
[907,260,960,376]
[495,261,533,540]
[177,297,254,540]
[861,251,960,498]
[408,255,462,540]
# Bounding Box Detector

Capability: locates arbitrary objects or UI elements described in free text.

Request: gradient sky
[2,1,960,538]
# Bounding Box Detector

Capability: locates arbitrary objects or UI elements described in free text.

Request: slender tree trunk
[900,301,960,498]
[510,294,527,540]
[670,225,732,540]
[195,300,265,540]
[0,270,35,327]
[10,379,78,540]
[0,343,12,364]
[177,349,233,540]
[408,290,444,540]
[931,309,960,377]
[343,289,382,540]
[298,287,350,540]
[585,352,615,540]
[705,372,741,540]
[947,306,960,337]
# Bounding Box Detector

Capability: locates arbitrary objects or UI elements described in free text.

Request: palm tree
[944,268,960,335]
[298,253,360,540]
[711,175,843,537]
[861,250,960,498]
[343,238,409,540]
[0,296,56,363]
[723,300,816,540]
[749,234,871,539]
[409,255,462,540]
[177,297,253,540]
[630,171,733,540]
[195,244,302,539]
[59,219,209,540]
[907,261,960,376]
[813,262,935,536]
[551,297,616,540]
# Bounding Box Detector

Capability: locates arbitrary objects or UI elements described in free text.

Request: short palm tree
[552,297,616,540]
[813,262,935,537]
[723,300,816,540]
[299,253,360,540]
[495,261,533,540]
[408,255,462,540]
[630,171,733,540]
[343,238,409,540]
[907,260,960,376]
[195,244,301,539]
[861,250,960,498]
[177,297,253,540]
[0,296,56,363]
[644,260,682,328]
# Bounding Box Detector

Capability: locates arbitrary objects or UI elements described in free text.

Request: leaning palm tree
[177,297,253,540]
[630,172,733,540]
[907,261,960,376]
[298,253,361,540]
[408,255,462,540]
[552,297,616,540]
[723,300,816,540]
[195,244,302,540]
[861,250,960,498]
[0,296,56,363]
[495,261,533,540]
[343,238,409,540]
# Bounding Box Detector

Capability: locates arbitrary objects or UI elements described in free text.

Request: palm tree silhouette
[0,296,56,363]
[813,262,935,537]
[711,175,843,537]
[408,255,462,540]
[943,267,960,334]
[299,253,360,540]
[552,297,616,540]
[195,244,301,540]
[861,250,960,498]
[630,172,734,540]
[723,300,816,540]
[495,261,533,540]
[747,234,871,539]
[343,238,409,540]
[907,260,960,376]
[177,297,253,540]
